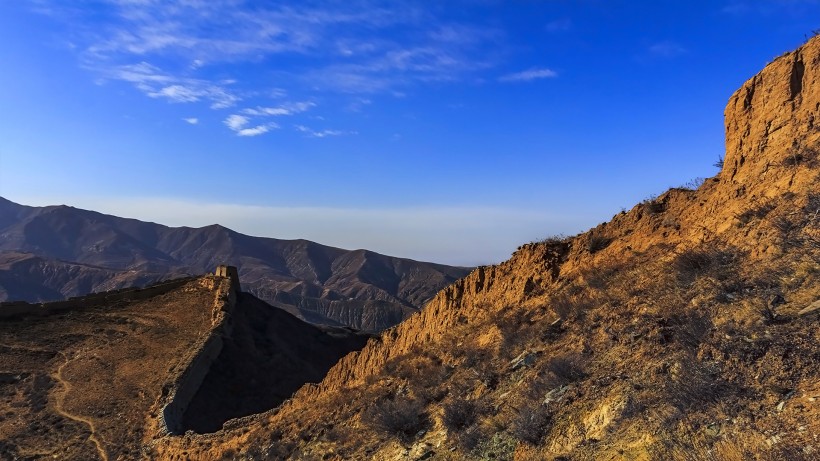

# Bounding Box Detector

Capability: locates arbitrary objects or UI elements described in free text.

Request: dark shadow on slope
[180,292,370,433]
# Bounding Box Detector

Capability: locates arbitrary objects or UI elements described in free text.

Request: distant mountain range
[0,197,470,331]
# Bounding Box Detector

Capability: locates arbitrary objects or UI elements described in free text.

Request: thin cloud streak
[295,125,355,138]
[499,67,558,82]
[242,101,316,117]
[98,61,240,108]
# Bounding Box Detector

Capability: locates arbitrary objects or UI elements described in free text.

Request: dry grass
[361,396,429,442]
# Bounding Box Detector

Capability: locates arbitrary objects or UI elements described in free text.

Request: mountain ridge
[0,197,470,332]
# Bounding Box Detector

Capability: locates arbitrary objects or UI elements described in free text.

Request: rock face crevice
[790,53,805,100]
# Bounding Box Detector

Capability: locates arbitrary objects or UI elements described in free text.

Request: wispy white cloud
[499,67,558,82]
[224,114,249,131]
[224,114,278,136]
[236,124,277,137]
[148,85,200,103]
[347,98,372,112]
[242,101,316,117]
[295,125,355,138]
[648,41,687,58]
[183,117,199,125]
[34,0,506,102]
[99,61,240,108]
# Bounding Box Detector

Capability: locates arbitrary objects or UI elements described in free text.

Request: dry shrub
[673,245,739,286]
[361,397,429,442]
[642,196,667,214]
[548,294,575,321]
[586,234,612,254]
[670,312,713,350]
[804,192,820,216]
[491,308,540,359]
[468,355,501,390]
[512,404,551,446]
[547,291,596,322]
[543,354,587,386]
[520,354,587,400]
[453,424,485,451]
[773,214,802,247]
[536,234,570,245]
[390,354,451,402]
[442,398,484,433]
[657,433,815,461]
[662,354,725,411]
[768,193,820,252]
[680,177,705,190]
[782,142,818,167]
[581,260,623,290]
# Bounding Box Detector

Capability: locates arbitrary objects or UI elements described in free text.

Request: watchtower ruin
[214,265,241,293]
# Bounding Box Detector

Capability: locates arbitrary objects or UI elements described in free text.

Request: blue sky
[0,1,818,266]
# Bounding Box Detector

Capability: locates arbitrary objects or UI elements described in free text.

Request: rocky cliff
[149,36,820,461]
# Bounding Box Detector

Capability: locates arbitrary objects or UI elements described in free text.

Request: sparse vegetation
[361,396,429,442]
[642,195,666,214]
[680,177,705,190]
[536,234,569,245]
[783,142,819,167]
[672,244,739,286]
[512,404,551,446]
[542,354,586,387]
[586,234,611,253]
[442,398,482,433]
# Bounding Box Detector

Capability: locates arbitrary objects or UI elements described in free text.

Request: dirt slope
[0,272,371,460]
[0,277,220,460]
[149,35,820,460]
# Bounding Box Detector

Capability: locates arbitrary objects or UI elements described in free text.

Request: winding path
[51,350,110,461]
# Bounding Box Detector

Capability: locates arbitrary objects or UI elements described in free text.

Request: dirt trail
[51,350,110,461]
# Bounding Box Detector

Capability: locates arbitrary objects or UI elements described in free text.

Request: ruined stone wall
[214,265,241,292]
[159,278,237,434]
[0,277,196,319]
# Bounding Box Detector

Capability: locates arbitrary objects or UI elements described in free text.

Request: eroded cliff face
[308,243,570,394]
[723,44,820,193]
